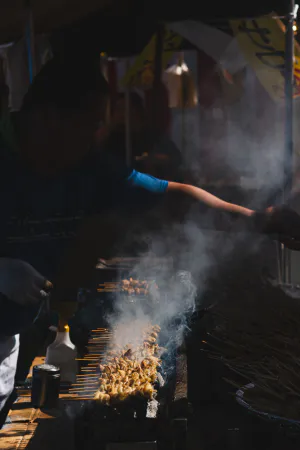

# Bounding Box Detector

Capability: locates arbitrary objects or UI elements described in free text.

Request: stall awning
[0,0,291,45]
[0,0,114,44]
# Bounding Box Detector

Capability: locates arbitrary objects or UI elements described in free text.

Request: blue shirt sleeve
[126,170,168,194]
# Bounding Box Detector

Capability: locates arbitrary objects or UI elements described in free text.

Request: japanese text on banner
[122,29,182,88]
[230,14,300,102]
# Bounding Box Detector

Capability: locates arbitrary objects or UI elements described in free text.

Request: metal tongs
[35,279,53,323]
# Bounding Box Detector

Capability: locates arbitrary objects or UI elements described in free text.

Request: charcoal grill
[71,257,190,449]
[72,327,188,448]
[71,328,188,450]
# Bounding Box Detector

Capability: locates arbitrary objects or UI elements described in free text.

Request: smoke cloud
[104,216,258,376]
[175,62,287,210]
[89,57,286,387]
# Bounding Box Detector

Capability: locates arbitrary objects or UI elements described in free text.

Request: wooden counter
[0,357,76,450]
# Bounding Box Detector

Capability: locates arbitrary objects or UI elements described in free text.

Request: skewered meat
[121,279,158,296]
[95,325,162,404]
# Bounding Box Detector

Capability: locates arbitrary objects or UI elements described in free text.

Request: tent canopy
[0,0,291,46]
[0,0,114,44]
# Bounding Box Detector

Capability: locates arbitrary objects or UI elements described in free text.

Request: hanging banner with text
[230,14,300,102]
[295,55,300,92]
[122,28,182,88]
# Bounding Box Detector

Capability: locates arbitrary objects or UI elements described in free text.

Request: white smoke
[104,217,254,375]
[174,54,287,209]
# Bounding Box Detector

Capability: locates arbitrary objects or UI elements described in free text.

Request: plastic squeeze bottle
[45,323,78,384]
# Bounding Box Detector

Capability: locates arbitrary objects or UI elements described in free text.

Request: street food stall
[1,1,300,449]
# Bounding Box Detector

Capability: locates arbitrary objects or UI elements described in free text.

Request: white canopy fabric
[169,20,247,74]
[0,36,52,111]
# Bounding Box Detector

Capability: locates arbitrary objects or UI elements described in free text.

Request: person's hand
[255,206,300,241]
[0,258,51,307]
[265,206,275,214]
[0,259,52,336]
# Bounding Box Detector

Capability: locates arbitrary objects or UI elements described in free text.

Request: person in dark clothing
[0,55,292,424]
[0,259,50,428]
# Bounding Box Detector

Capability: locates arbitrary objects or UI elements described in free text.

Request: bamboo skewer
[69,388,96,392]
[78,356,101,359]
[73,385,98,388]
[76,375,98,378]
[76,359,99,362]
[207,284,300,422]
[90,342,105,347]
[91,338,110,341]
[91,329,110,332]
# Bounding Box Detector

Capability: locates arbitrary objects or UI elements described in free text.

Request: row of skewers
[207,282,300,422]
[94,324,163,404]
[70,328,112,400]
[98,278,159,296]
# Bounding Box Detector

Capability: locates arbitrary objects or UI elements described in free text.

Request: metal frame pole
[282,0,297,283]
[152,24,164,132]
[125,59,132,168]
[24,0,36,84]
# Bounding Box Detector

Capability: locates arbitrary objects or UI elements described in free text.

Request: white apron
[0,335,19,412]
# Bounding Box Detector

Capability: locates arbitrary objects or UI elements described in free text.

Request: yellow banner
[122,29,182,88]
[230,14,300,102]
[295,56,300,95]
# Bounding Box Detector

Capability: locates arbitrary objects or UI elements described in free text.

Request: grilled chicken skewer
[121,279,158,296]
[95,325,162,403]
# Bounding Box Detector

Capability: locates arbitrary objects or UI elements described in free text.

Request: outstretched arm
[126,170,300,241]
[127,170,254,217]
[167,182,254,217]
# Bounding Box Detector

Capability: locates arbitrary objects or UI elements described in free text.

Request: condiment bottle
[31,364,60,409]
[45,323,78,384]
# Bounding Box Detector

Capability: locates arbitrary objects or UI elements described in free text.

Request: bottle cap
[33,363,60,375]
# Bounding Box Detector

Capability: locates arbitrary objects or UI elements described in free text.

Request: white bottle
[45,324,78,384]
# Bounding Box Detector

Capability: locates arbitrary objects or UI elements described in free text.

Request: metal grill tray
[73,327,187,450]
[236,383,300,428]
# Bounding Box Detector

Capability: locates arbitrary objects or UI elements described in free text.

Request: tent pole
[24,0,36,84]
[282,0,297,284]
[125,58,132,168]
[152,23,164,132]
